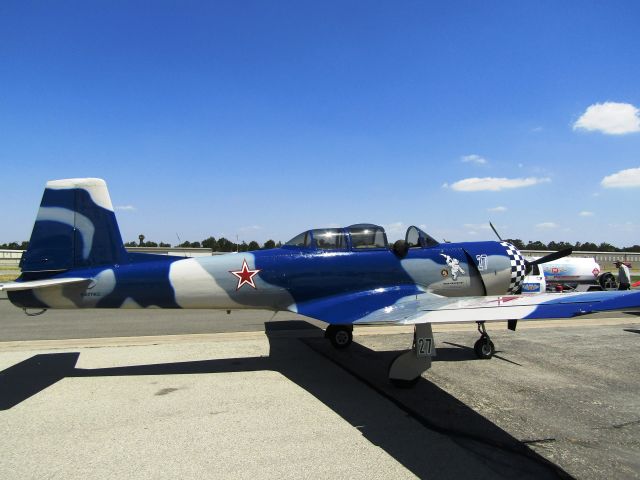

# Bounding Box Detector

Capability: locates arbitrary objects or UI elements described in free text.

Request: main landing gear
[325,324,353,349]
[324,323,434,388]
[474,321,495,359]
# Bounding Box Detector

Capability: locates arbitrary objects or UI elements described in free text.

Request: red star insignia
[229,259,261,291]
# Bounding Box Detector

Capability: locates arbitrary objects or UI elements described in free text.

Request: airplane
[2,178,640,386]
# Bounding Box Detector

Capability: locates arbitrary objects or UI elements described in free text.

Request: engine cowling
[461,241,527,295]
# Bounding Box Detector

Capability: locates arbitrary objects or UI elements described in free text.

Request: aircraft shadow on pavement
[0,320,570,479]
[438,341,524,366]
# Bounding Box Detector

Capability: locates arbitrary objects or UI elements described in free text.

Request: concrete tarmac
[1,294,639,479]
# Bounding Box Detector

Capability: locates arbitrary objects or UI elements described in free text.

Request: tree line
[503,239,640,253]
[124,236,283,252]
[2,238,640,252]
[0,238,283,251]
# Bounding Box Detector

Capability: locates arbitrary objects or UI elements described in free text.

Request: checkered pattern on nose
[500,241,527,293]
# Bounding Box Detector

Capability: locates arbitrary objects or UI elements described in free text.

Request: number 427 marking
[416,337,434,357]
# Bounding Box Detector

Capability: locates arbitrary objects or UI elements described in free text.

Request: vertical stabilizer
[21,178,128,272]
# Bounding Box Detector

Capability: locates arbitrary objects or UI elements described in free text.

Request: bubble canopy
[283,224,439,251]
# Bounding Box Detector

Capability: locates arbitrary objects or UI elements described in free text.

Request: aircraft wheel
[326,325,353,349]
[474,337,495,359]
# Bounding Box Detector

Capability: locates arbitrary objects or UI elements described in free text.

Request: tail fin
[21,178,128,272]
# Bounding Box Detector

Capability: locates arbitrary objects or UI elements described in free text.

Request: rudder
[20,178,128,272]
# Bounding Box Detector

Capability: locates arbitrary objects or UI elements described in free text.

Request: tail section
[21,178,128,272]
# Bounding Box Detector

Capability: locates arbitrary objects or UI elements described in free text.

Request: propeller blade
[489,222,503,242]
[528,247,573,266]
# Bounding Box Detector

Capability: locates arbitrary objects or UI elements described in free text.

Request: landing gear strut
[325,325,353,349]
[474,321,495,359]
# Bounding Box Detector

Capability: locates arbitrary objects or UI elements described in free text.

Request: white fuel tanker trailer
[521,256,618,293]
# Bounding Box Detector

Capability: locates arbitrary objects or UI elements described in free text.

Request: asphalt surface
[1,293,640,479]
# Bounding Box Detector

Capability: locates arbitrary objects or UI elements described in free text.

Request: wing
[289,288,640,325]
[0,277,91,292]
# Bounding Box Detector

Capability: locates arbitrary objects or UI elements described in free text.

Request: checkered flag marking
[500,241,527,293]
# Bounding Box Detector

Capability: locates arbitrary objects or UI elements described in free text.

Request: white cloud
[536,222,558,229]
[447,177,550,192]
[487,206,507,213]
[573,102,640,135]
[601,167,640,188]
[579,211,594,217]
[461,154,487,165]
[115,205,136,211]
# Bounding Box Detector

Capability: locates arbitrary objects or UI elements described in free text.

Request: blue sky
[1,1,639,247]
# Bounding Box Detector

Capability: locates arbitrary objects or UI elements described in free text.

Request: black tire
[474,337,495,359]
[598,272,617,291]
[327,326,353,349]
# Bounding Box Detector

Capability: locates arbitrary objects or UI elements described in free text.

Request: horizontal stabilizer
[0,277,91,292]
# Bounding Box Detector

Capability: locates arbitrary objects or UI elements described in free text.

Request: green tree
[159,242,171,247]
[202,236,218,251]
[547,241,573,251]
[178,240,201,248]
[248,241,260,251]
[598,242,618,252]
[124,241,137,247]
[217,237,235,252]
[504,238,525,249]
[525,240,547,250]
[576,242,598,251]
[263,239,276,249]
[238,241,249,252]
